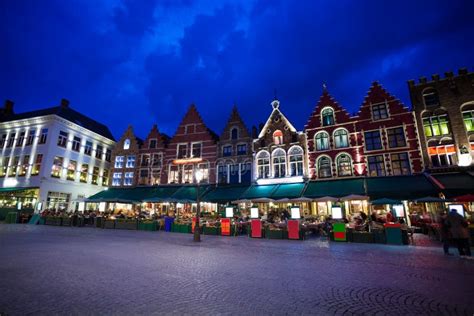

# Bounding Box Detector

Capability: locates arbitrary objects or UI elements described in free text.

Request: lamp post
[194,169,204,242]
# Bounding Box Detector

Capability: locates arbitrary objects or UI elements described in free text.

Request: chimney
[3,100,14,115]
[251,125,258,138]
[60,98,70,108]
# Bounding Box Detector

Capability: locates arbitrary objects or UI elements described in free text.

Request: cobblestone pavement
[0,225,473,315]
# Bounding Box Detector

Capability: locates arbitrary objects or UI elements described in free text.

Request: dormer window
[321,108,335,126]
[231,128,238,140]
[371,102,388,120]
[273,130,283,145]
[124,139,130,150]
[422,88,440,107]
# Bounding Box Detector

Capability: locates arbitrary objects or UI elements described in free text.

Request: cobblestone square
[0,225,473,315]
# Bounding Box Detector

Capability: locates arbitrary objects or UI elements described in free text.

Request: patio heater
[193,169,204,242]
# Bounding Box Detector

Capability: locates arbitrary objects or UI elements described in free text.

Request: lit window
[273,130,283,145]
[126,156,136,168]
[0,157,9,177]
[92,166,99,185]
[67,160,77,181]
[371,103,388,120]
[112,172,122,186]
[321,108,335,126]
[463,110,474,132]
[124,139,130,150]
[31,154,42,176]
[391,153,411,175]
[169,166,179,184]
[19,155,29,176]
[256,151,270,179]
[368,155,385,177]
[183,165,193,183]
[428,144,456,167]
[423,115,450,137]
[114,156,124,168]
[80,164,89,183]
[422,88,440,107]
[318,156,332,178]
[272,148,286,178]
[337,154,352,177]
[102,169,109,186]
[51,156,64,178]
[152,153,162,167]
[289,146,303,176]
[364,131,382,151]
[124,172,134,186]
[315,132,329,151]
[198,163,209,182]
[334,129,349,148]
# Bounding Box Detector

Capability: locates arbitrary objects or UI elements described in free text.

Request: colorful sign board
[251,207,259,219]
[287,220,300,239]
[332,207,343,219]
[291,207,300,219]
[332,222,346,241]
[225,207,234,218]
[393,204,404,217]
[221,218,231,236]
[449,204,465,217]
[251,219,262,238]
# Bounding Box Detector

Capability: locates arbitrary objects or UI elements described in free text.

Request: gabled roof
[220,105,250,139]
[171,104,219,143]
[0,103,115,141]
[355,81,410,115]
[258,100,297,138]
[305,89,352,129]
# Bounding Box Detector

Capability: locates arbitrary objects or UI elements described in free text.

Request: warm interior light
[195,169,204,182]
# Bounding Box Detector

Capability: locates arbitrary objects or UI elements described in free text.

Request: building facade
[216,106,253,184]
[253,100,308,185]
[164,104,219,184]
[304,83,423,180]
[408,68,474,170]
[110,125,141,187]
[0,99,115,211]
[137,125,169,186]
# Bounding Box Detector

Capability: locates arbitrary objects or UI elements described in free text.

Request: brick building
[408,68,474,170]
[164,104,219,184]
[304,83,423,180]
[253,99,308,184]
[216,106,253,184]
[137,125,169,186]
[110,125,141,187]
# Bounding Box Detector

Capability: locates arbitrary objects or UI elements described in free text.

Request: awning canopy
[170,185,210,203]
[454,194,474,202]
[141,186,181,202]
[371,198,402,205]
[240,184,277,200]
[303,179,365,198]
[366,175,439,200]
[431,173,474,198]
[414,196,449,203]
[270,183,306,199]
[201,185,249,203]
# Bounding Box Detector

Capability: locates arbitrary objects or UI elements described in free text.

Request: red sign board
[251,219,262,238]
[221,218,231,236]
[192,217,196,233]
[287,220,299,240]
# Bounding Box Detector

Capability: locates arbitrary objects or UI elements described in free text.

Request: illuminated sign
[449,204,465,217]
[251,207,259,219]
[99,202,106,213]
[4,178,18,187]
[172,158,203,165]
[393,204,404,217]
[332,207,343,219]
[291,207,300,219]
[225,207,234,218]
[256,176,304,185]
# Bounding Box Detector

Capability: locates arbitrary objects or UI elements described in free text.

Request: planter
[39,217,46,225]
[203,226,218,235]
[352,232,374,243]
[61,217,71,226]
[115,220,137,230]
[104,219,115,229]
[138,221,157,231]
[95,217,105,228]
[372,229,386,244]
[5,212,18,224]
[45,217,62,226]
[385,227,403,245]
[265,228,284,239]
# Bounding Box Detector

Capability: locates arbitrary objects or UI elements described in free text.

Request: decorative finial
[322,82,327,92]
[271,99,280,109]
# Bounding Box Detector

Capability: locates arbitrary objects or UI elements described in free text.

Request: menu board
[251,207,259,219]
[393,204,404,217]
[225,207,234,218]
[332,207,343,219]
[221,218,231,236]
[291,207,301,219]
[449,204,465,217]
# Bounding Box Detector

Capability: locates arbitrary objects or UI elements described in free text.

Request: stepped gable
[142,124,168,149]
[356,81,410,118]
[116,125,142,150]
[305,89,352,130]
[220,105,250,139]
[170,104,218,143]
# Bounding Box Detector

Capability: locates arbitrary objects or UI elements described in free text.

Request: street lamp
[193,169,204,242]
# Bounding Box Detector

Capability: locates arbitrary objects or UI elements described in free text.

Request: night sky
[1,0,473,140]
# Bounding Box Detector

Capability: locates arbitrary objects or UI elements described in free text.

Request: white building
[0,99,115,212]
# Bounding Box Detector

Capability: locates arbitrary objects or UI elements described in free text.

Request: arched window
[231,128,238,140]
[273,130,283,145]
[288,146,304,176]
[337,154,352,177]
[422,88,440,107]
[315,132,330,151]
[256,151,270,179]
[318,156,332,178]
[123,139,130,150]
[272,148,286,178]
[334,129,349,148]
[322,108,335,126]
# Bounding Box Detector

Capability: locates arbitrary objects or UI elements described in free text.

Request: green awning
[141,186,181,202]
[170,185,210,202]
[240,185,278,199]
[431,173,474,198]
[366,175,439,200]
[201,185,249,203]
[303,179,365,198]
[371,198,402,205]
[270,183,306,199]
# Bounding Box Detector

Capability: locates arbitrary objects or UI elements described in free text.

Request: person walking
[445,208,471,257]
[439,212,453,256]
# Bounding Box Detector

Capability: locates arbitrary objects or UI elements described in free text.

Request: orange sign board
[221,218,231,236]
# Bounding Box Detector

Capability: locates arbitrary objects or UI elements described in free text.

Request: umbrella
[340,194,369,201]
[275,198,291,203]
[231,199,252,204]
[370,198,402,205]
[290,197,313,203]
[252,197,275,203]
[454,194,474,202]
[414,196,450,203]
[314,196,339,202]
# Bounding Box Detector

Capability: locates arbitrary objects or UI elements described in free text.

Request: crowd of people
[439,209,472,257]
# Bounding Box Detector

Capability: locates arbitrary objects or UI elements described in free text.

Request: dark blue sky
[1,0,473,140]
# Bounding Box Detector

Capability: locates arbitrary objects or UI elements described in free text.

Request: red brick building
[110,125,142,187]
[164,104,219,184]
[304,83,423,180]
[137,125,169,186]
